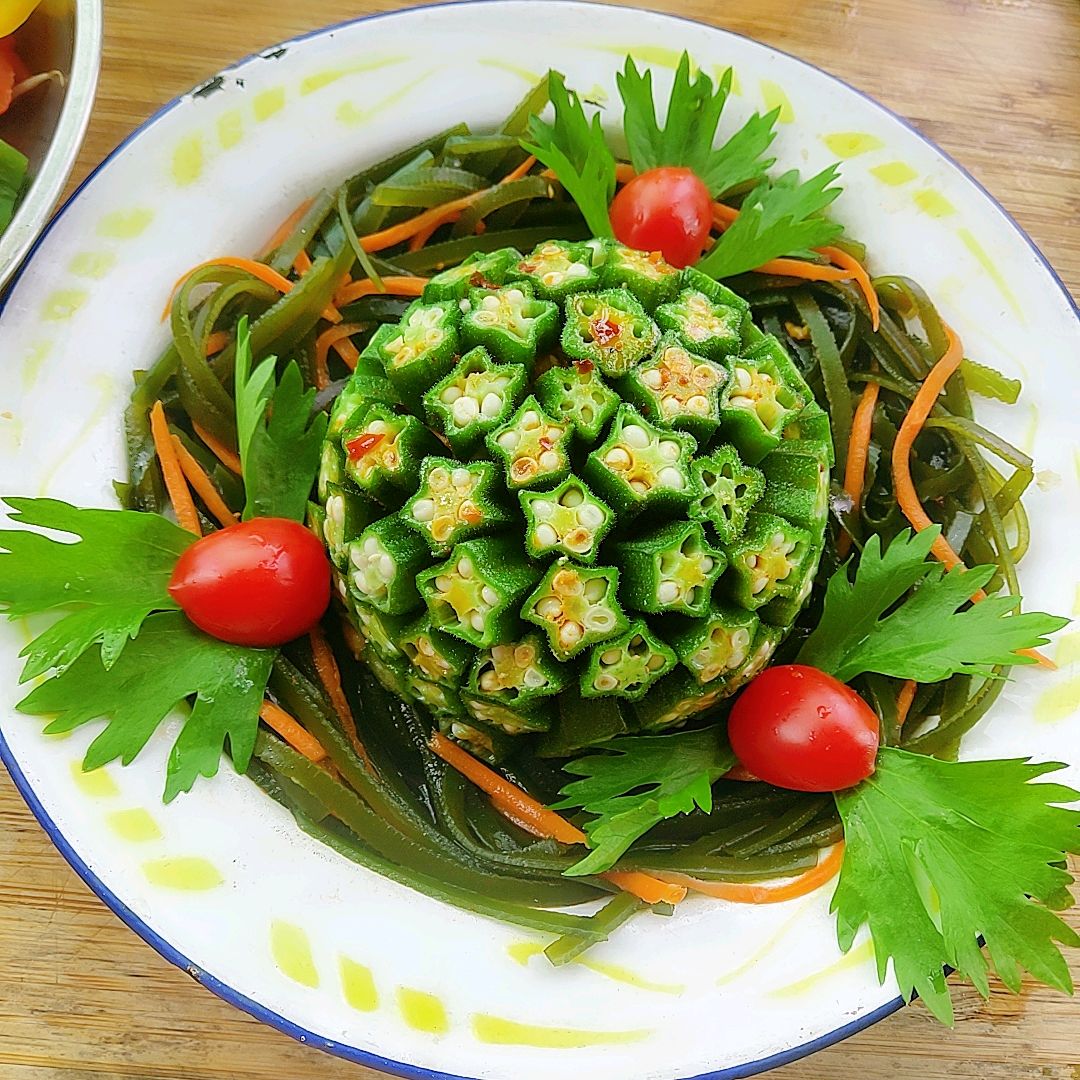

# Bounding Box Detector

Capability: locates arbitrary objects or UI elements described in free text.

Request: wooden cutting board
[1,1,1078,1077]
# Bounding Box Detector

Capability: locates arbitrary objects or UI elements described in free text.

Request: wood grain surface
[2,1,1079,1078]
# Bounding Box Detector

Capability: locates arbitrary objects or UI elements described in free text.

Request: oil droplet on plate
[143,856,223,891]
[270,921,319,987]
[41,289,88,321]
[759,80,794,123]
[339,956,378,1011]
[870,161,918,186]
[106,808,162,842]
[471,1014,650,1047]
[822,132,884,159]
[97,207,154,239]
[70,760,119,797]
[397,987,449,1034]
[253,87,286,122]
[172,135,204,186]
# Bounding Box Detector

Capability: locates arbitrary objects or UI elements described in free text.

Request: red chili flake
[575,358,595,374]
[345,432,385,460]
[590,318,620,346]
[538,436,554,451]
[469,272,497,289]
[519,261,537,274]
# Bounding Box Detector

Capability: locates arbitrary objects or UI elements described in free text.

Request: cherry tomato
[169,517,330,647]
[728,665,879,792]
[609,166,713,268]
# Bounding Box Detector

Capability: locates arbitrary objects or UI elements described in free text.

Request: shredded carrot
[754,257,854,282]
[895,680,918,728]
[409,212,460,251]
[192,420,242,475]
[260,197,315,257]
[722,763,760,782]
[170,436,237,528]
[712,201,739,228]
[203,330,231,357]
[334,275,428,306]
[818,245,879,330]
[149,402,201,535]
[308,624,370,766]
[315,323,363,381]
[259,700,327,763]
[489,791,550,837]
[657,842,845,904]
[292,249,313,275]
[358,193,490,254]
[838,380,881,558]
[614,162,636,185]
[501,153,538,184]
[604,871,686,907]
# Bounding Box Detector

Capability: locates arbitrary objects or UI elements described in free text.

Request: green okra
[745,332,815,405]
[322,482,381,568]
[611,520,726,617]
[756,439,831,531]
[536,691,630,758]
[418,534,541,648]
[631,668,727,732]
[346,513,432,615]
[723,511,814,610]
[598,242,681,310]
[348,598,413,662]
[340,404,442,505]
[328,373,400,438]
[521,560,628,661]
[486,395,572,491]
[561,288,660,378]
[399,612,476,686]
[759,541,823,628]
[619,333,729,442]
[408,675,467,719]
[377,299,461,407]
[579,620,678,701]
[656,284,743,361]
[680,267,751,320]
[667,603,760,685]
[460,282,559,366]
[318,440,346,502]
[508,239,600,301]
[533,362,619,445]
[781,400,835,466]
[306,501,327,548]
[362,647,415,698]
[726,622,785,694]
[421,247,522,302]
[402,457,512,555]
[583,405,699,519]
[519,475,614,564]
[688,444,766,545]
[719,352,806,465]
[442,714,520,760]
[468,633,570,708]
[462,692,553,735]
[423,346,527,455]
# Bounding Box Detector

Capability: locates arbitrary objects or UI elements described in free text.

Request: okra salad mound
[2,54,1076,1024]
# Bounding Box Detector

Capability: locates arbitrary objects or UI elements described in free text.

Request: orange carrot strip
[308,624,371,766]
[603,871,687,906]
[409,212,461,251]
[895,679,917,728]
[334,275,428,306]
[358,193,489,254]
[170,436,238,528]
[501,153,538,184]
[489,791,549,837]
[192,421,242,475]
[260,197,315,257]
[712,201,739,228]
[314,323,362,388]
[838,380,881,558]
[292,249,313,275]
[259,700,327,763]
[203,330,231,357]
[614,162,636,185]
[754,257,854,282]
[818,245,880,330]
[149,402,201,535]
[657,843,845,904]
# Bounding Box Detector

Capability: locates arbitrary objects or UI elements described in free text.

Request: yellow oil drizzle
[712,64,742,95]
[0,412,22,457]
[759,80,794,123]
[594,43,686,69]
[396,987,449,1034]
[1054,631,1080,668]
[1035,678,1080,725]
[957,226,1025,321]
[477,58,543,85]
[471,1013,650,1048]
[336,72,436,128]
[21,340,52,391]
[300,55,407,95]
[270,921,319,987]
[769,937,875,998]
[339,956,378,1011]
[217,109,243,150]
[912,188,956,218]
[822,132,884,159]
[37,374,116,496]
[172,135,205,186]
[253,87,286,122]
[870,161,918,186]
[70,760,119,797]
[143,856,223,891]
[97,207,154,239]
[68,251,117,280]
[505,941,683,994]
[41,288,88,321]
[714,898,811,986]
[1019,402,1038,456]
[106,808,162,842]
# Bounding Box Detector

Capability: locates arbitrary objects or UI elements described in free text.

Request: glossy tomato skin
[728,664,879,792]
[169,518,330,647]
[609,166,713,268]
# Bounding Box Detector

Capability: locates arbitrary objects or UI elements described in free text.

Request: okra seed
[471,612,486,631]
[453,397,479,424]
[418,638,435,656]
[523,667,546,688]
[746,555,759,568]
[601,649,621,665]
[701,556,714,572]
[481,585,499,606]
[642,369,663,389]
[457,557,474,577]
[688,395,710,413]
[452,468,472,488]
[507,289,525,303]
[459,298,471,313]
[532,499,554,518]
[567,262,590,278]
[480,671,499,692]
[539,449,559,470]
[560,621,583,646]
[630,479,648,494]
[647,654,667,671]
[605,448,631,469]
[480,393,502,417]
[481,295,500,311]
[578,505,603,529]
[368,420,388,435]
[378,554,395,579]
[561,487,584,509]
[752,575,769,595]
[534,523,558,547]
[522,410,540,428]
[658,440,681,460]
[441,385,462,403]
[594,673,619,691]
[432,516,454,541]
[514,644,535,666]
[363,536,380,555]
[588,611,614,631]
[622,424,649,449]
[566,528,591,551]
[583,579,607,602]
[430,467,450,490]
[658,581,680,604]
[411,499,435,522]
[658,467,684,489]
[542,270,563,287]
[537,597,562,618]
[553,569,583,596]
[735,367,752,390]
[497,430,520,451]
[435,574,452,592]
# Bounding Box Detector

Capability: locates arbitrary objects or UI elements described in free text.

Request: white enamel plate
[0,4,1077,1078]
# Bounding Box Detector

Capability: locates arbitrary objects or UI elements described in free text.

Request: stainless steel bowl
[0,0,102,289]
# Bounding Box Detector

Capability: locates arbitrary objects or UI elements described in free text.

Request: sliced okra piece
[521,560,628,661]
[460,282,559,367]
[519,475,614,564]
[508,240,600,301]
[468,633,569,708]
[421,247,522,302]
[719,352,806,465]
[533,362,619,444]
[422,346,527,455]
[349,599,411,662]
[441,715,518,762]
[561,288,660,378]
[580,619,677,701]
[656,286,743,361]
[726,623,786,693]
[402,457,512,556]
[667,603,760,685]
[356,322,397,373]
[612,520,726,617]
[362,649,415,699]
[583,405,699,519]
[631,668,726,732]
[408,675,467,719]
[679,267,751,320]
[306,501,327,547]
[781,400,835,466]
[759,541,823,628]
[318,440,346,502]
[536,691,631,758]
[346,513,431,615]
[598,242,681,310]
[486,395,572,491]
[399,612,475,686]
[619,333,729,443]
[323,482,381,568]
[341,403,441,504]
[378,299,461,407]
[688,444,766,545]
[745,333,815,404]
[462,692,552,735]
[328,373,399,438]
[723,511,814,610]
[757,439,831,532]
[417,534,540,648]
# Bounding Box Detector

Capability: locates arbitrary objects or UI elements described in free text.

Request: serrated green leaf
[833,747,1080,1024]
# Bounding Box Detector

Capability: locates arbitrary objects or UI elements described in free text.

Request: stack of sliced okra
[311,239,832,762]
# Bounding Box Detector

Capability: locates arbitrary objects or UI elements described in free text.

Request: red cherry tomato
[728,665,880,792]
[609,166,713,268]
[169,517,330,647]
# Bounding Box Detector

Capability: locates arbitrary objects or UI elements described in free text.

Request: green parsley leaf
[696,165,844,279]
[555,728,736,876]
[0,498,194,679]
[521,71,616,239]
[18,611,274,801]
[797,527,1067,682]
[235,316,327,522]
[617,53,778,199]
[833,746,1080,1024]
